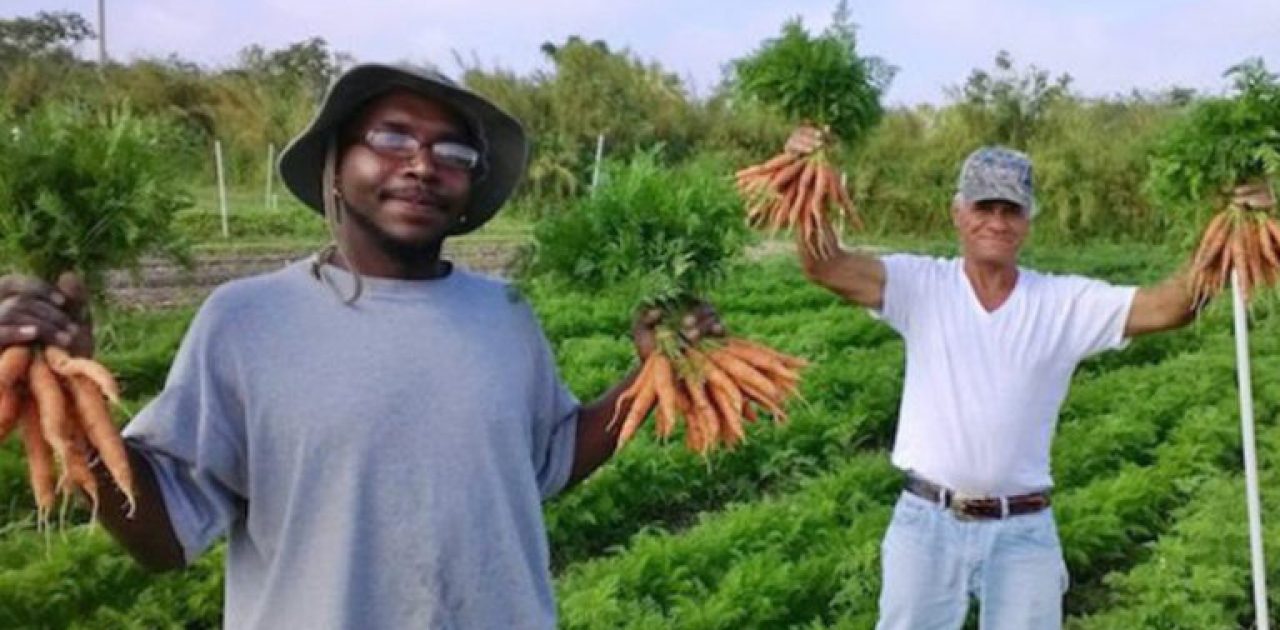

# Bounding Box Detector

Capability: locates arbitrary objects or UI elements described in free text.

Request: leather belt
[904,474,1051,521]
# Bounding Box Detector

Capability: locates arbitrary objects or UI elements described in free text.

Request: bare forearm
[800,245,886,309]
[567,365,642,486]
[92,444,187,572]
[1126,269,1197,337]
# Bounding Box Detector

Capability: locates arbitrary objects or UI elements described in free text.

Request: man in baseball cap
[956,146,1038,217]
[790,132,1202,629]
[0,63,726,629]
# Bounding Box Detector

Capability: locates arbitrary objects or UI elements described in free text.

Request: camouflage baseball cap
[956,146,1037,217]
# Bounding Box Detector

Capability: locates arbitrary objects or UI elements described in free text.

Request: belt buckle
[949,492,982,521]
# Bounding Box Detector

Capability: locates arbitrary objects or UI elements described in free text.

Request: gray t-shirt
[123,261,580,629]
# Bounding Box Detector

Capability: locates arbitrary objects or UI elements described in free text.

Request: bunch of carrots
[0,343,134,526]
[736,128,860,260]
[610,323,807,455]
[1188,183,1280,307]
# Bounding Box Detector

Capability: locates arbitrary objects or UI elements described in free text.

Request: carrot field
[2,5,1278,627]
[1,235,1277,629]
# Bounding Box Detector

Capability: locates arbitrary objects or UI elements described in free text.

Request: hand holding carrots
[736,125,860,260]
[632,302,725,359]
[784,125,824,156]
[0,273,94,356]
[1186,183,1280,308]
[0,272,133,528]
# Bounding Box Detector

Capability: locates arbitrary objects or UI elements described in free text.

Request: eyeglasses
[363,129,481,171]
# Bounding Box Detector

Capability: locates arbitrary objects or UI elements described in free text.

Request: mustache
[379,185,450,205]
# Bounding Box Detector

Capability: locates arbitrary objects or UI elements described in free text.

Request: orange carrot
[617,372,657,448]
[684,377,720,450]
[1245,218,1265,293]
[678,381,703,452]
[1193,212,1231,269]
[1267,219,1280,257]
[28,350,72,461]
[67,374,136,515]
[706,379,745,448]
[610,356,656,429]
[723,343,801,383]
[0,345,32,390]
[1215,225,1236,295]
[19,402,55,527]
[736,152,796,179]
[650,354,679,439]
[59,414,100,517]
[803,166,834,257]
[706,348,781,403]
[43,346,121,405]
[728,338,809,369]
[694,349,744,419]
[783,162,817,234]
[1232,223,1251,298]
[0,387,22,442]
[768,158,809,191]
[654,400,674,440]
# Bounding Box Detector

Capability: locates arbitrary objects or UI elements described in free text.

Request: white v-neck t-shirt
[876,254,1136,496]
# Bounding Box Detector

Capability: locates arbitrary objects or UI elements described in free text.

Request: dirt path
[105,239,796,309]
[106,240,526,309]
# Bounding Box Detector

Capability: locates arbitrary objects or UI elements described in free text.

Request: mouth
[381,188,450,219]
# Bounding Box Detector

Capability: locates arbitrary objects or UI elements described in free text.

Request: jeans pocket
[891,493,932,528]
[1005,511,1061,550]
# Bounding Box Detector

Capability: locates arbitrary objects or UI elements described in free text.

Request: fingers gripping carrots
[1187,183,1280,308]
[0,343,136,525]
[736,126,860,260]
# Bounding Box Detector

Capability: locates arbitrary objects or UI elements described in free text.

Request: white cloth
[876,254,1136,496]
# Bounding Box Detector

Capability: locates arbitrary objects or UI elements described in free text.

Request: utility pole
[97,0,107,65]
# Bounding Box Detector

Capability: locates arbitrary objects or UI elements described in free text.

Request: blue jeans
[875,492,1069,630]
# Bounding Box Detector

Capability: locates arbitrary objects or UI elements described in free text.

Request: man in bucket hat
[0,63,723,628]
[790,130,1203,629]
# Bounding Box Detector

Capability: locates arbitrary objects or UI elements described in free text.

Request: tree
[0,11,95,68]
[950,51,1072,148]
[234,37,351,99]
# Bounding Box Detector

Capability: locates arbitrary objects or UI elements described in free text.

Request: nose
[983,210,1019,233]
[400,150,436,179]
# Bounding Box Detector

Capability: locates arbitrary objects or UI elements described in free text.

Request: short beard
[344,201,450,264]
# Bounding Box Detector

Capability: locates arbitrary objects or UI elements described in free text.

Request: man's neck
[332,234,450,280]
[963,258,1019,311]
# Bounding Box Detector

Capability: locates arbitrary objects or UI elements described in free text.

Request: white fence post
[1231,269,1270,630]
[590,133,605,194]
[265,143,275,211]
[215,140,229,238]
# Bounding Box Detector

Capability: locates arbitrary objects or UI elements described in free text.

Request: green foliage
[0,102,193,289]
[950,50,1073,148]
[1032,97,1175,241]
[1146,58,1280,217]
[526,151,750,301]
[730,5,891,145]
[3,239,1280,626]
[851,82,1179,244]
[0,10,94,68]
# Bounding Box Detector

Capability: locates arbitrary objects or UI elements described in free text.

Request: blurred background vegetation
[0,6,1269,249]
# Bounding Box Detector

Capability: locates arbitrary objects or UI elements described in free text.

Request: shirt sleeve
[523,309,580,501]
[122,291,248,564]
[873,254,936,336]
[1059,276,1138,359]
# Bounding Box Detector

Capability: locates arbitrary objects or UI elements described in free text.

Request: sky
[4,0,1278,106]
